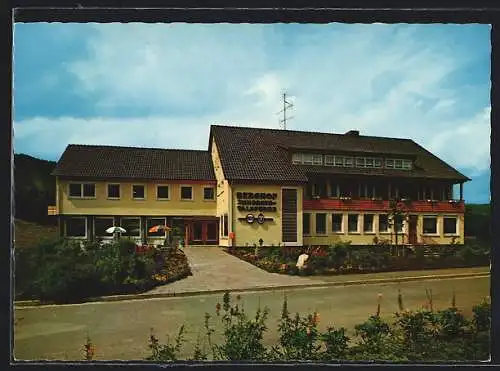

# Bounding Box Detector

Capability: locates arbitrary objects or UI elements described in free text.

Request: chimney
[345,130,360,136]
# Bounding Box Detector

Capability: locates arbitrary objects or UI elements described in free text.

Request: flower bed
[15,239,192,304]
[224,241,489,276]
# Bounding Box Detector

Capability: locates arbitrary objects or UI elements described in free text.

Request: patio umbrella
[148,225,171,233]
[106,226,126,234]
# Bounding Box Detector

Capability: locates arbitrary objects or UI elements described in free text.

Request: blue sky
[13,23,491,203]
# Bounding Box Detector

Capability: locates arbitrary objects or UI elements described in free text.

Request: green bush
[15,238,191,303]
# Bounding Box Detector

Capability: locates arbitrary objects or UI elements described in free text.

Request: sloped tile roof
[52,145,215,181]
[209,125,470,183]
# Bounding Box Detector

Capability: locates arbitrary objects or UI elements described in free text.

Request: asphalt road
[14,275,490,361]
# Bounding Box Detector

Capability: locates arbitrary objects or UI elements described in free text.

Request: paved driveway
[148,246,320,295]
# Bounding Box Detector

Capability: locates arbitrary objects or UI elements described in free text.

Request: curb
[14,271,489,308]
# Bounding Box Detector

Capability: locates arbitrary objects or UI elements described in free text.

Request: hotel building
[50,125,469,247]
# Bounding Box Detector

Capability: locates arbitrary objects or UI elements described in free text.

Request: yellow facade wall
[303,211,464,246]
[230,184,303,247]
[58,178,217,216]
[210,140,230,246]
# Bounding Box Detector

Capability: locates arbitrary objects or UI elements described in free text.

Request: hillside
[464,203,490,243]
[14,219,58,249]
[14,154,56,225]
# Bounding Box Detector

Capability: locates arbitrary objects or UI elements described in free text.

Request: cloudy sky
[13,23,490,202]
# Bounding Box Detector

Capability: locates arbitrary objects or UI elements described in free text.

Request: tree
[388,199,409,256]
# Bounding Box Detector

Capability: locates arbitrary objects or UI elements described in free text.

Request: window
[121,217,141,237]
[334,156,344,167]
[363,214,374,233]
[204,187,215,200]
[394,159,403,169]
[303,213,311,235]
[344,157,354,167]
[402,159,412,170]
[385,159,395,169]
[157,185,170,200]
[132,185,145,199]
[394,215,404,233]
[222,214,228,237]
[329,182,340,198]
[107,184,120,199]
[312,154,323,165]
[423,216,438,234]
[315,213,326,235]
[302,154,314,165]
[83,184,95,197]
[324,155,335,166]
[181,186,193,200]
[95,217,114,237]
[332,214,343,232]
[348,214,359,233]
[69,183,82,197]
[147,217,167,237]
[444,217,458,235]
[69,183,95,198]
[379,214,389,233]
[365,158,374,168]
[356,157,365,167]
[292,153,302,164]
[374,158,382,168]
[65,217,86,237]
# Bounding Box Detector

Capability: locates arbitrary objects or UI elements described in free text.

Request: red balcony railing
[303,198,465,213]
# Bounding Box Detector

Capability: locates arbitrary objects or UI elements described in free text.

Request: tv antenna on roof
[277,92,294,130]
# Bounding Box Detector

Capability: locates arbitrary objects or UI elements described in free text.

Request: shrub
[16,238,191,303]
[145,292,491,362]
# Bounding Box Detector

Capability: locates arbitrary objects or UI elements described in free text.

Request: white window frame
[203,186,215,201]
[180,185,194,201]
[334,156,344,167]
[94,216,115,238]
[312,154,323,165]
[331,213,343,233]
[132,184,146,200]
[443,215,459,236]
[302,154,314,165]
[303,213,311,236]
[365,157,374,168]
[292,153,302,164]
[356,157,365,168]
[422,215,439,236]
[68,182,96,199]
[107,183,121,200]
[394,159,403,169]
[363,214,375,233]
[378,214,390,234]
[147,217,167,238]
[402,159,412,170]
[156,185,170,200]
[315,213,327,235]
[65,217,87,238]
[120,217,141,238]
[344,157,354,167]
[385,159,395,169]
[391,215,404,233]
[347,214,360,234]
[374,158,383,168]
[324,155,335,166]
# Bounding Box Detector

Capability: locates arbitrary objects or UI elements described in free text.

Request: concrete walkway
[147,247,489,296]
[147,246,320,295]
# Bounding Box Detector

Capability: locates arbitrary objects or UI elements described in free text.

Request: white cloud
[14,23,490,176]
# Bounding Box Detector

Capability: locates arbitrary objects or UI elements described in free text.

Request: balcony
[303,198,465,213]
